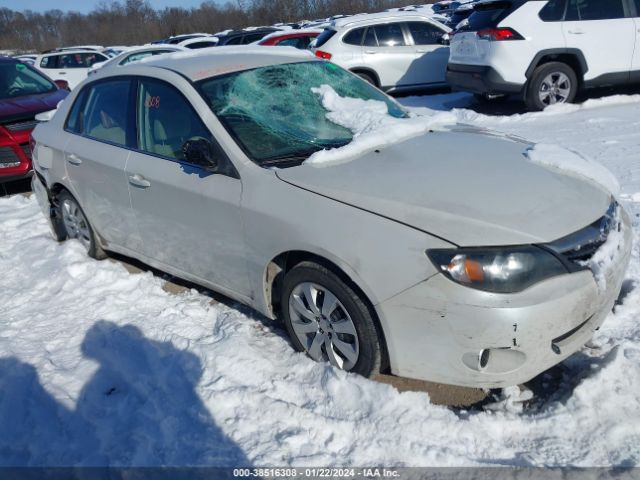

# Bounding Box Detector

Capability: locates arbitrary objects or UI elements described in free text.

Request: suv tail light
[315,50,332,60]
[477,28,524,41]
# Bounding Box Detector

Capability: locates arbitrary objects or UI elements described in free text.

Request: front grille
[0,146,21,168]
[546,202,618,267]
[5,119,38,132]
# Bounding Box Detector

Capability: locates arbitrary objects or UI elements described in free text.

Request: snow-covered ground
[1,93,640,467]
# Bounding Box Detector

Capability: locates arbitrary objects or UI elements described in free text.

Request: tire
[525,62,578,111]
[354,71,376,86]
[281,261,382,377]
[56,190,106,260]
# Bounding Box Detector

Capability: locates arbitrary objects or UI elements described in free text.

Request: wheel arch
[263,249,390,372]
[525,49,588,83]
[349,67,381,87]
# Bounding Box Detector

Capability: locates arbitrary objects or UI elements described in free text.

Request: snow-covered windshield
[197,61,407,166]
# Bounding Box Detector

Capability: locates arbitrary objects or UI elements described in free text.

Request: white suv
[35,49,110,89]
[447,0,640,110]
[312,11,451,93]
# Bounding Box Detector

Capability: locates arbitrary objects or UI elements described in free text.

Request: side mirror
[439,33,451,46]
[183,138,218,172]
[54,79,70,91]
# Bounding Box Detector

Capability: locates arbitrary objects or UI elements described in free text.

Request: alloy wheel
[288,282,360,370]
[538,72,572,106]
[60,198,91,250]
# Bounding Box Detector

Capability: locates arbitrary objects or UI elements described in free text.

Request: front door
[362,22,416,88]
[125,77,250,297]
[405,21,450,85]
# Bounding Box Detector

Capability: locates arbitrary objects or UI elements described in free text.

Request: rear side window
[539,0,567,21]
[371,23,406,47]
[225,36,243,45]
[75,80,132,146]
[566,0,626,20]
[58,52,106,69]
[136,78,213,162]
[635,0,640,16]
[343,28,365,45]
[243,33,266,44]
[65,89,87,133]
[315,29,337,48]
[406,21,446,45]
[185,41,217,49]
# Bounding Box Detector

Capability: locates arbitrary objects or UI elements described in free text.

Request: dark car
[215,28,281,46]
[0,57,68,184]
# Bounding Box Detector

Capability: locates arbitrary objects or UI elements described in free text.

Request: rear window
[458,1,525,32]
[315,29,337,48]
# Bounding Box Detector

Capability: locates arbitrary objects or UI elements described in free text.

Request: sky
[0,0,221,13]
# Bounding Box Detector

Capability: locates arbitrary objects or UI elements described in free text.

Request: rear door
[63,78,141,250]
[125,77,250,297]
[362,22,416,88]
[404,21,450,85]
[562,0,635,82]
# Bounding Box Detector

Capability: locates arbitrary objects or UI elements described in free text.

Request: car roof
[139,46,313,82]
[40,49,106,57]
[333,10,438,29]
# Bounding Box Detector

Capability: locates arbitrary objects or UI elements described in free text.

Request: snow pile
[1,194,640,467]
[526,143,620,196]
[305,85,456,166]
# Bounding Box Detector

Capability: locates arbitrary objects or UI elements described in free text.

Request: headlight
[427,246,568,294]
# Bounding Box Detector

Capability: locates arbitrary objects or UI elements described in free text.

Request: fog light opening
[479,349,490,370]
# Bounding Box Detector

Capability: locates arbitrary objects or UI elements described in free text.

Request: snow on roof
[141,46,314,81]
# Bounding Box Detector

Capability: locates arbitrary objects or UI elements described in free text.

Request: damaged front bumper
[376,208,633,388]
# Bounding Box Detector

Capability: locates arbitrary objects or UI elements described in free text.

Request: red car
[1,57,68,184]
[258,29,322,50]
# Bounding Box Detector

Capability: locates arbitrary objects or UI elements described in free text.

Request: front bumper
[446,63,524,96]
[376,209,633,388]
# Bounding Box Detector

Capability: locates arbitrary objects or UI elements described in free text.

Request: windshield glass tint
[0,62,56,100]
[198,61,406,165]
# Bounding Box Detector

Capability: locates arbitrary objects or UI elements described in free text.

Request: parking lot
[2,89,639,466]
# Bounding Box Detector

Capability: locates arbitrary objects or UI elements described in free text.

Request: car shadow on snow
[0,321,251,468]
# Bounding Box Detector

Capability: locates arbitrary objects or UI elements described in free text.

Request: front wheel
[525,62,578,111]
[281,262,382,376]
[57,190,106,260]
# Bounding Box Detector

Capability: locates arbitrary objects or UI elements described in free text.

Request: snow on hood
[526,143,620,196]
[305,85,457,166]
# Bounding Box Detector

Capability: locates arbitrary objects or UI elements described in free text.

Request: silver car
[31,48,631,388]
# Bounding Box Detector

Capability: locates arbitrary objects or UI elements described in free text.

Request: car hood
[0,90,68,125]
[275,128,612,246]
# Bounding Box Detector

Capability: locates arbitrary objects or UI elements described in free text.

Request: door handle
[58,72,67,75]
[365,50,377,54]
[567,30,585,35]
[67,153,82,165]
[128,174,151,189]
[417,49,428,53]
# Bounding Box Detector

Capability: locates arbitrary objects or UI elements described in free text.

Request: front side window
[406,21,445,45]
[372,23,407,47]
[78,80,131,146]
[58,52,106,69]
[198,61,406,167]
[137,79,212,161]
[566,0,626,20]
[0,62,57,100]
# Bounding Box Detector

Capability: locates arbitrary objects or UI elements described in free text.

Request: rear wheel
[57,191,106,260]
[281,261,382,377]
[525,62,578,111]
[354,71,376,87]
